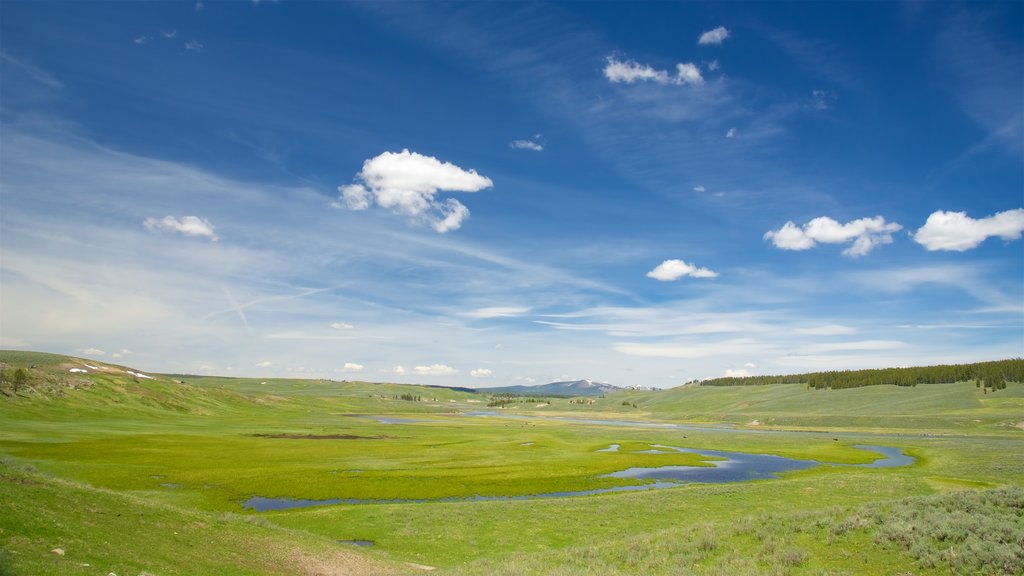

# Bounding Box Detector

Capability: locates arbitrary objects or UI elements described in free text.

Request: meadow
[1,351,1022,575]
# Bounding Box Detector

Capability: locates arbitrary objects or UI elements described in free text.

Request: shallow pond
[241,444,913,512]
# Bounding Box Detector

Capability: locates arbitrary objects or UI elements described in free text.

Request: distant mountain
[481,379,621,397]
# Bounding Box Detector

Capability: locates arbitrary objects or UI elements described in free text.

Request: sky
[1,1,1022,388]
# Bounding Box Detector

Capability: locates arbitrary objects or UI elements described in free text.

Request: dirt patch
[747,419,762,426]
[252,433,393,440]
[1014,421,1024,431]
[286,548,403,576]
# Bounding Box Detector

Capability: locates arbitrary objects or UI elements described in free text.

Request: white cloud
[796,324,856,336]
[510,136,544,151]
[391,365,406,375]
[256,360,272,368]
[330,321,354,330]
[646,259,718,281]
[339,362,364,373]
[604,57,671,84]
[675,63,704,85]
[79,347,105,356]
[912,209,1024,251]
[726,127,737,138]
[698,26,730,45]
[764,216,902,257]
[162,30,177,39]
[134,36,149,45]
[144,215,219,241]
[604,57,703,86]
[334,149,493,233]
[336,184,371,210]
[724,368,751,377]
[464,306,530,319]
[470,368,492,378]
[707,59,720,71]
[184,40,204,52]
[693,185,706,193]
[414,364,458,376]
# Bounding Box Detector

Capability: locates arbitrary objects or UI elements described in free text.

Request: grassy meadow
[1,351,1022,575]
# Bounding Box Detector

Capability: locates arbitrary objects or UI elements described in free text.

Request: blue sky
[1,1,1021,387]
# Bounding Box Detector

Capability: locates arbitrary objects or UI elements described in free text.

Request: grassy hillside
[1,351,1022,575]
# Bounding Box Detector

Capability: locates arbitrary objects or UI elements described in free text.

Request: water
[850,444,915,468]
[602,445,817,483]
[241,445,913,512]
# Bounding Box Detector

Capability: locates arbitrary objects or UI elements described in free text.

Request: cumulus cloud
[693,185,706,193]
[256,360,272,367]
[144,215,219,241]
[603,57,703,86]
[764,216,902,257]
[725,368,751,377]
[698,26,730,45]
[184,40,204,52]
[604,57,670,84]
[79,347,105,356]
[912,209,1024,251]
[330,321,354,330]
[646,259,719,281]
[470,368,492,378]
[726,127,737,138]
[414,364,458,376]
[675,63,704,85]
[339,362,364,373]
[334,149,493,233]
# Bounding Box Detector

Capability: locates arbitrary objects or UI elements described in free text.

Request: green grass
[0,460,406,576]
[1,350,1022,575]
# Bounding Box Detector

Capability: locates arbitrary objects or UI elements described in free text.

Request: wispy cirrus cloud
[334,149,493,233]
[913,209,1024,251]
[0,52,63,89]
[764,216,902,257]
[464,306,531,319]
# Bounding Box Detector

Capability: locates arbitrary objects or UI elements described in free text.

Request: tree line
[699,359,1023,390]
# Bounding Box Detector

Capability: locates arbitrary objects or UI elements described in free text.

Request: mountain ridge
[478,379,622,397]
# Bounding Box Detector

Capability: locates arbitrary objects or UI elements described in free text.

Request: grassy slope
[1,351,1022,575]
[0,461,406,576]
